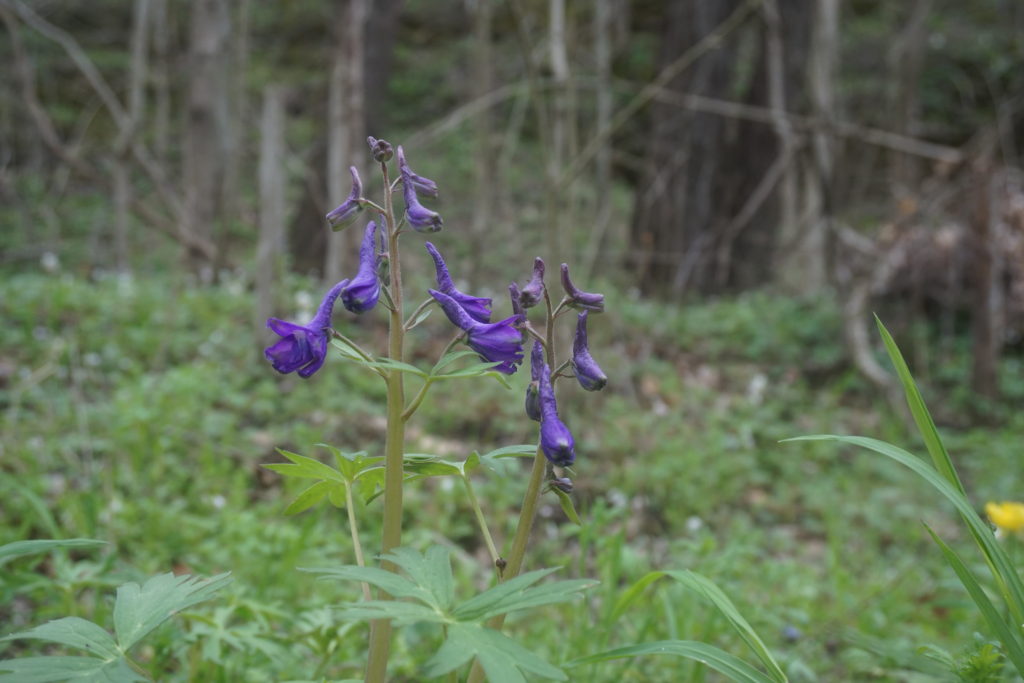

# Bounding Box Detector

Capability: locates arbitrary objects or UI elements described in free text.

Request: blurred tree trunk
[629,0,811,296]
[325,0,368,285]
[777,0,836,291]
[583,0,614,279]
[112,0,151,272]
[151,0,171,162]
[629,1,740,295]
[182,0,230,279]
[222,0,251,248]
[548,0,570,263]
[255,86,287,334]
[291,0,399,277]
[970,162,1000,400]
[887,0,932,193]
[469,0,496,284]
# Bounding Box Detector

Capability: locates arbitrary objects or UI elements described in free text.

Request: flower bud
[560,263,605,313]
[550,477,573,494]
[571,311,607,391]
[519,258,546,308]
[325,167,364,230]
[367,136,394,162]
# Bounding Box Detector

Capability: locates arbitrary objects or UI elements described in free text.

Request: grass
[2,268,1022,680]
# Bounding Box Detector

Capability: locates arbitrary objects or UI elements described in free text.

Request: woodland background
[2,0,1024,680]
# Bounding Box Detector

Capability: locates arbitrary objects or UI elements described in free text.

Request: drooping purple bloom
[571,311,607,391]
[325,167,363,229]
[430,289,524,374]
[519,258,546,309]
[425,242,491,323]
[265,279,347,378]
[397,146,442,232]
[508,282,525,327]
[538,356,575,466]
[560,263,605,313]
[341,221,381,313]
[525,341,544,421]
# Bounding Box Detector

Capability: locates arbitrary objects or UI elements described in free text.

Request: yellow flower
[985,502,1024,533]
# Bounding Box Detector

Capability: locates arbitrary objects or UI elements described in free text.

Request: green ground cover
[2,271,1021,680]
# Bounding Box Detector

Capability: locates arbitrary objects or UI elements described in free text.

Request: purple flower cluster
[265,279,347,378]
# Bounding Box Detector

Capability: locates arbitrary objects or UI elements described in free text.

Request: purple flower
[571,311,607,391]
[538,356,575,466]
[508,282,525,327]
[519,258,546,309]
[560,263,605,313]
[265,280,347,378]
[341,221,381,313]
[425,242,491,323]
[398,146,442,232]
[430,289,524,374]
[525,341,544,421]
[325,167,363,229]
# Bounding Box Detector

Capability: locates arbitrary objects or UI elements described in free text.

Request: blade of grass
[875,316,965,496]
[566,641,777,683]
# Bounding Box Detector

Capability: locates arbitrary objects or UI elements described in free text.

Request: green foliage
[308,546,595,682]
[787,319,1024,677]
[1,572,231,682]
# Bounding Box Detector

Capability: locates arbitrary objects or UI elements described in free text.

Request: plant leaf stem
[345,482,372,602]
[364,160,405,683]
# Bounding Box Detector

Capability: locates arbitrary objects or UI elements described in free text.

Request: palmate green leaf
[0,655,144,683]
[875,316,965,495]
[566,641,776,683]
[3,617,119,660]
[0,539,106,566]
[336,600,448,625]
[262,449,344,483]
[425,622,566,683]
[785,434,1024,629]
[925,525,1024,674]
[663,570,786,683]
[452,568,594,622]
[305,565,434,605]
[381,546,455,611]
[113,572,232,651]
[283,480,332,515]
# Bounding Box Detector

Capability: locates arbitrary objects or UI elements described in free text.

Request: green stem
[403,297,436,331]
[364,160,405,683]
[402,378,434,422]
[462,474,501,568]
[345,482,372,602]
[468,289,559,683]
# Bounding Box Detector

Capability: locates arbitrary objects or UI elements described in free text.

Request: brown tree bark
[182,0,230,278]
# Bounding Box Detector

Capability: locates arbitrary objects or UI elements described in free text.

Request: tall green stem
[467,290,558,683]
[365,161,405,683]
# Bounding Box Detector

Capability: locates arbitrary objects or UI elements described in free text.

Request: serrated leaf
[566,641,775,683]
[304,566,433,605]
[431,349,480,374]
[113,573,232,651]
[663,570,786,683]
[552,488,582,526]
[373,547,454,611]
[0,656,143,683]
[3,618,119,660]
[0,539,106,566]
[336,600,448,626]
[453,569,593,622]
[283,481,331,515]
[263,449,344,483]
[426,623,566,683]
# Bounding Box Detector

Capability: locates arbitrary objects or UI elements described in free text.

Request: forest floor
[2,269,1023,681]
